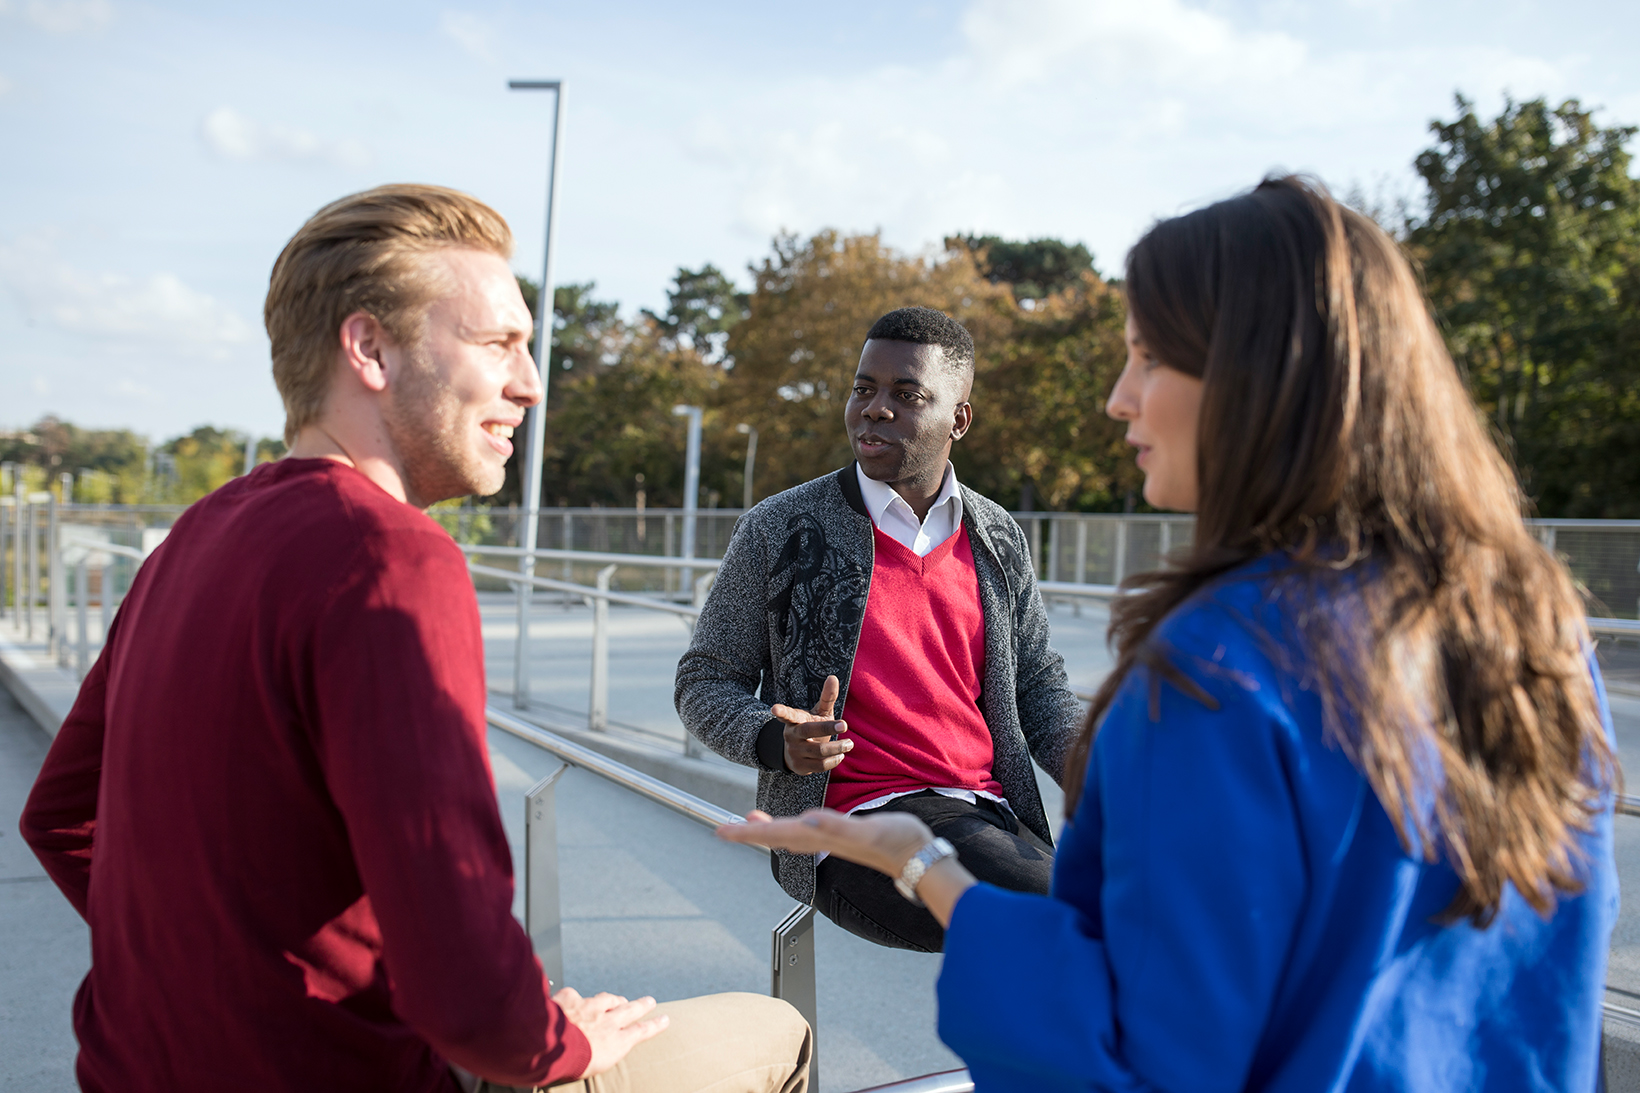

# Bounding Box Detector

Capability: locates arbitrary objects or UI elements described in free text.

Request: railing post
[99,563,113,640]
[1047,516,1061,586]
[75,557,89,679]
[22,494,34,640]
[589,564,616,731]
[49,492,66,663]
[1114,518,1129,586]
[1160,518,1172,558]
[1073,519,1088,618]
[513,566,532,710]
[562,511,573,609]
[1029,517,1042,577]
[0,496,8,621]
[47,491,63,662]
[665,513,676,593]
[773,903,819,1092]
[526,763,571,991]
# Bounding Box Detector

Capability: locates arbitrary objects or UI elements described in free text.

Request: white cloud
[959,0,1307,89]
[661,0,1579,267]
[440,10,496,62]
[0,0,113,33]
[199,106,371,169]
[0,234,254,348]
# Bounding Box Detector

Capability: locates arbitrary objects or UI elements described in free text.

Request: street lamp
[736,423,758,510]
[508,77,567,710]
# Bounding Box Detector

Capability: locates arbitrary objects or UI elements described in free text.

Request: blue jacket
[938,559,1618,1091]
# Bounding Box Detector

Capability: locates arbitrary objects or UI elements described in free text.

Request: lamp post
[508,77,567,710]
[736,423,757,510]
[672,405,702,587]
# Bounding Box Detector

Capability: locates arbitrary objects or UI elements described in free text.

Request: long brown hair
[1064,176,1614,925]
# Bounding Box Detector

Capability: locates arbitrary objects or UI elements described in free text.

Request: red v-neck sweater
[21,459,587,1092]
[824,525,1001,814]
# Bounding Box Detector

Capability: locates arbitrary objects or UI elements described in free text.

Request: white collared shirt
[855,462,963,558]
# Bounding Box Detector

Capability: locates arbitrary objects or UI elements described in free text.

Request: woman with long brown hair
[720,175,1619,1091]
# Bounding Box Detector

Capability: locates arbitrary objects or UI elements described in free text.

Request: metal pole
[737,424,758,510]
[510,78,566,711]
[0,496,8,621]
[44,493,60,653]
[562,510,573,609]
[589,564,616,731]
[1114,518,1129,585]
[665,514,676,593]
[19,489,31,638]
[1160,519,1172,557]
[54,473,70,662]
[672,405,702,588]
[772,903,819,1093]
[1047,516,1061,585]
[99,562,112,640]
[75,557,89,679]
[242,434,257,476]
[526,764,570,991]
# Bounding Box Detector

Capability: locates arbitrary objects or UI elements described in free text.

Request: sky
[1,0,1637,441]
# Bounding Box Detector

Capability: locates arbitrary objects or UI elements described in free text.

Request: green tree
[1409,94,1640,516]
[948,235,1098,302]
[642,263,750,364]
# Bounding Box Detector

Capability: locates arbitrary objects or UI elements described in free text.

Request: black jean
[812,790,1054,953]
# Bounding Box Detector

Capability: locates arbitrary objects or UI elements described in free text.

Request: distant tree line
[0,420,284,504]
[5,94,1636,517]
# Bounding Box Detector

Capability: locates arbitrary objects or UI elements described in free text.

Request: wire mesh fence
[5,504,1638,619]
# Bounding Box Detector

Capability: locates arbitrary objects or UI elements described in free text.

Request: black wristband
[756,717,791,773]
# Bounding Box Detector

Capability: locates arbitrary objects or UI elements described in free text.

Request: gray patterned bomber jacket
[674,465,1084,904]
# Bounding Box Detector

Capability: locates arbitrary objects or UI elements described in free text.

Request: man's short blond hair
[265,184,515,443]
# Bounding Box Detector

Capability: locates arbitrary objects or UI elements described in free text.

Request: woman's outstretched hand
[716,808,978,925]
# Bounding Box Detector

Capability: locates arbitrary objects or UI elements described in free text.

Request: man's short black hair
[865,307,974,375]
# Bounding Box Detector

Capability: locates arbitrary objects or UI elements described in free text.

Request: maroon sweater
[823,526,1002,815]
[20,459,589,1092]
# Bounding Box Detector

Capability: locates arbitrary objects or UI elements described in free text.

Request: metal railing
[465,548,716,756]
[485,705,972,1093]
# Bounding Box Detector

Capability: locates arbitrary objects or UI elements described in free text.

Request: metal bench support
[773,902,819,1091]
[526,763,571,990]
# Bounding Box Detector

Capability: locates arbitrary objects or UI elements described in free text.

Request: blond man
[22,185,808,1093]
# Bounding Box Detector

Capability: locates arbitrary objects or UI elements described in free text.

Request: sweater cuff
[755,718,790,773]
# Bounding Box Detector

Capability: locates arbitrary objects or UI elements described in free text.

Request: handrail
[1605,1000,1640,1031]
[1038,580,1640,640]
[465,544,722,571]
[484,705,754,840]
[842,1070,973,1093]
[62,536,145,561]
[468,563,701,618]
[1038,580,1118,599]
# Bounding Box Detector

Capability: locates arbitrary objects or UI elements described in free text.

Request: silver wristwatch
[894,837,958,907]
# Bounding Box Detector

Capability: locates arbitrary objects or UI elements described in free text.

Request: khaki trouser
[470,992,810,1093]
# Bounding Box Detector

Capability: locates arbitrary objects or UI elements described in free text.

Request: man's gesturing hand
[553,987,669,1080]
[772,674,852,775]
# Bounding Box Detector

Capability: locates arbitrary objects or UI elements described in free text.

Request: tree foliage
[948,235,1099,301]
[1410,94,1640,516]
